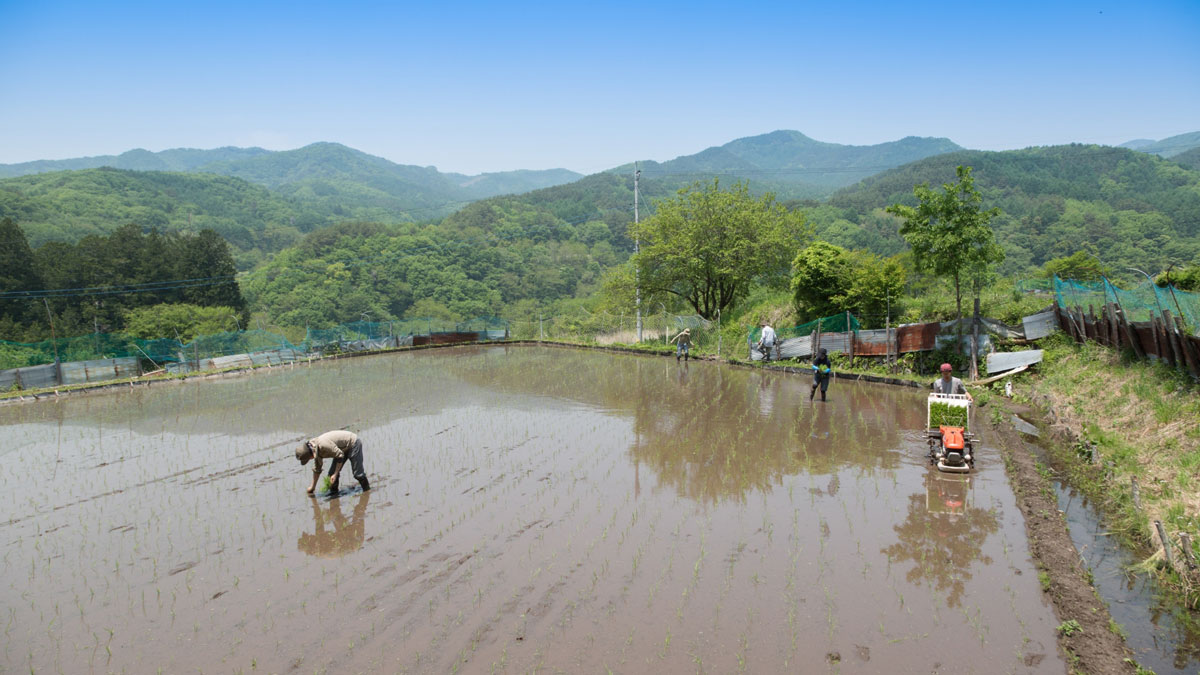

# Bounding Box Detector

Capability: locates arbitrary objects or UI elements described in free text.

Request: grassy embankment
[1014,332,1200,605]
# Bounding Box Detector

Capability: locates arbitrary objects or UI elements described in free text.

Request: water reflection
[297,490,370,558]
[447,347,924,503]
[882,471,999,608]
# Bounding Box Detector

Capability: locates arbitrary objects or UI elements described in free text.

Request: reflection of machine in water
[884,470,994,608]
[925,471,971,518]
[297,490,370,558]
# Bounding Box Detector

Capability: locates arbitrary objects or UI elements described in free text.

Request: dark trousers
[812,371,830,393]
[327,439,366,482]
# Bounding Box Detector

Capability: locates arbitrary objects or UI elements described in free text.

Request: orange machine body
[938,425,966,451]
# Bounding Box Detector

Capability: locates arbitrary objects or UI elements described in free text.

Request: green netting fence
[1054,276,1200,334]
[0,316,512,372]
[748,312,861,344]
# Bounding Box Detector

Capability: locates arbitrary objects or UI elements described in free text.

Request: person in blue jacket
[810,348,833,401]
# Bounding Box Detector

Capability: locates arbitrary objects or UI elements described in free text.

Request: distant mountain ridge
[1120,131,1200,158]
[612,130,964,198]
[0,143,585,207]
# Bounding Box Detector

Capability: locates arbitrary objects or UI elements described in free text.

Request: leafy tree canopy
[791,241,905,327]
[123,303,241,342]
[628,179,810,320]
[886,165,1004,325]
[1041,250,1111,281]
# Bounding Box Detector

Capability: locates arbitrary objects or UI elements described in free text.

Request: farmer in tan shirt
[295,429,370,494]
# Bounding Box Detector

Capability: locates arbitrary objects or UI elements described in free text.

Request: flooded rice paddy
[1,345,1063,673]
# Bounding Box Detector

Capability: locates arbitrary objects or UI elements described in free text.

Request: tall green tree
[0,217,44,334]
[791,241,851,320]
[886,166,1004,341]
[176,229,248,320]
[628,180,809,319]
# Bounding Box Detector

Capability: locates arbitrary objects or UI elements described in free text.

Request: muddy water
[0,345,1062,673]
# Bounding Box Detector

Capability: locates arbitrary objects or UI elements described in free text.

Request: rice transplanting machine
[926,393,976,473]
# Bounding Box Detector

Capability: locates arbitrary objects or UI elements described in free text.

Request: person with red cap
[932,363,972,402]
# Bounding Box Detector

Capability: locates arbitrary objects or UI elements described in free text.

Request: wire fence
[1054,276,1200,335]
[0,317,512,389]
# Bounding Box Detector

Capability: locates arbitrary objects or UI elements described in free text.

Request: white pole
[634,166,642,343]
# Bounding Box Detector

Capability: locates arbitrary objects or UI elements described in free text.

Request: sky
[1,0,1198,175]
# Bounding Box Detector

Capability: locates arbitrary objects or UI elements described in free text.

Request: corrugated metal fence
[751,308,1058,362]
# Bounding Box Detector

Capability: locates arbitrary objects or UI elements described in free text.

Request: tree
[177,229,248,320]
[791,242,905,326]
[0,217,44,333]
[123,303,241,342]
[886,166,1004,345]
[628,180,809,320]
[791,241,852,320]
[1041,250,1110,281]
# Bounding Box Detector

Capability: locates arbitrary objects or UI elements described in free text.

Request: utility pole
[44,298,63,386]
[634,165,642,342]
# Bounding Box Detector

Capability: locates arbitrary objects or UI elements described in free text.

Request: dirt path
[988,399,1135,673]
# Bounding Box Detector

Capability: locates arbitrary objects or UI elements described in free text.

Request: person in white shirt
[757,322,777,362]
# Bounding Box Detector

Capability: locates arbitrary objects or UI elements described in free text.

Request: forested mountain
[1125,131,1200,158]
[0,147,272,177]
[242,172,656,327]
[612,130,963,199]
[0,169,321,269]
[0,143,583,212]
[807,145,1200,274]
[447,168,586,199]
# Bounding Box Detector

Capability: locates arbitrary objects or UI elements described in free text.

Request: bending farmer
[932,363,973,402]
[810,347,833,401]
[670,328,693,362]
[296,429,370,494]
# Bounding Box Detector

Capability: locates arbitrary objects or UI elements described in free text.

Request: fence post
[1173,315,1199,378]
[1148,316,1163,362]
[846,311,854,368]
[716,308,722,358]
[1116,304,1146,359]
[1163,310,1186,372]
[1155,520,1174,567]
[970,298,980,381]
[1181,533,1198,569]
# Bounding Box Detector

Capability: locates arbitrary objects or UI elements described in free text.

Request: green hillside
[613,130,962,199]
[0,168,322,268]
[813,145,1200,274]
[1172,147,1200,171]
[242,174,647,326]
[0,146,271,177]
[0,144,583,219]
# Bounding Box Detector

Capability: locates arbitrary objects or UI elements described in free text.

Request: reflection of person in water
[297,490,370,558]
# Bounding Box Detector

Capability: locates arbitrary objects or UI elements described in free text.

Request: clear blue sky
[1,0,1197,174]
